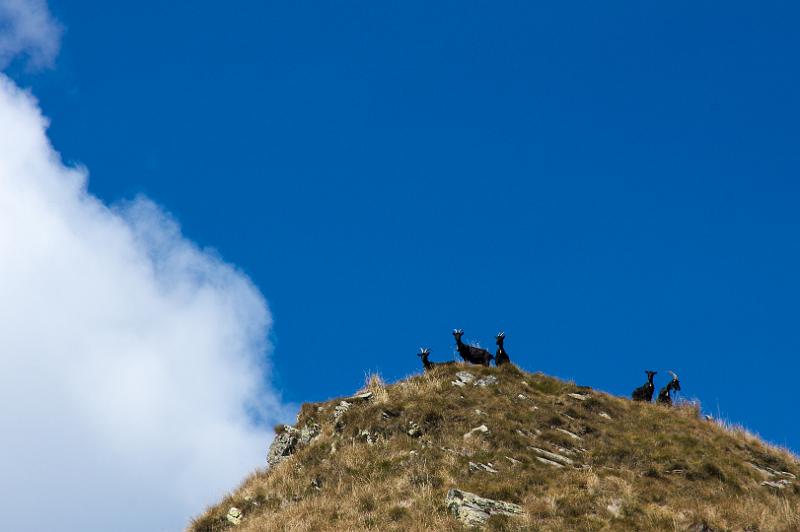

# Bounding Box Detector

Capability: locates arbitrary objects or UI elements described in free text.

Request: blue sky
[12,0,800,458]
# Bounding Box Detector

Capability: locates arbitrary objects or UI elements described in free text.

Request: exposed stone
[599,412,612,420]
[474,375,498,387]
[381,409,400,420]
[556,428,582,440]
[606,498,623,518]
[761,479,793,489]
[226,507,243,526]
[567,393,589,401]
[747,462,774,478]
[446,489,524,527]
[530,447,574,466]
[464,424,490,439]
[358,429,375,445]
[267,424,320,468]
[468,461,498,474]
[746,462,797,480]
[407,421,422,438]
[505,456,522,466]
[536,456,564,468]
[452,372,476,387]
[517,394,528,400]
[350,391,373,401]
[333,401,351,420]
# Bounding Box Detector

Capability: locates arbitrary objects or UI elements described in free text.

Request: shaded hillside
[190,364,799,531]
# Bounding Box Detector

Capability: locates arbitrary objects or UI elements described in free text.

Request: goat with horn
[631,370,657,402]
[656,371,681,406]
[453,329,493,366]
[494,331,510,366]
[417,348,455,371]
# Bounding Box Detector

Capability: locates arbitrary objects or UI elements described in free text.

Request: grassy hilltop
[190,364,799,531]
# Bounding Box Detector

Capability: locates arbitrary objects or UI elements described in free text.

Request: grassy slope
[190,364,800,531]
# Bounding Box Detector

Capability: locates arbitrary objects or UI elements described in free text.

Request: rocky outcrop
[474,375,498,387]
[452,371,476,387]
[446,488,524,527]
[451,371,499,388]
[267,424,320,468]
[746,461,796,490]
[226,507,242,526]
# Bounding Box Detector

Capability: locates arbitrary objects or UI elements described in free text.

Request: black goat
[495,332,510,366]
[417,348,455,371]
[631,370,657,402]
[453,329,493,366]
[656,371,681,406]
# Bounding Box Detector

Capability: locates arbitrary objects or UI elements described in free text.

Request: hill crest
[190,364,800,531]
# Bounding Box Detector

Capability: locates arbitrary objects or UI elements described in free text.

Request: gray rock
[349,391,373,401]
[556,428,582,440]
[226,507,243,526]
[747,462,797,480]
[598,412,612,420]
[530,447,574,466]
[446,488,523,527]
[333,401,351,420]
[267,424,320,468]
[761,479,793,489]
[464,424,490,439]
[746,462,774,478]
[468,461,498,474]
[452,372,476,387]
[358,429,375,445]
[535,456,564,468]
[407,421,422,438]
[606,498,622,518]
[567,393,589,401]
[474,375,498,387]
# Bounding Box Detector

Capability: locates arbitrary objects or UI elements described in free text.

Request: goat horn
[668,371,678,380]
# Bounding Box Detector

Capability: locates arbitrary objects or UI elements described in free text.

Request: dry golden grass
[189,364,800,531]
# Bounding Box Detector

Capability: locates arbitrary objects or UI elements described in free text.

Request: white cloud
[0,0,61,69]
[0,74,291,531]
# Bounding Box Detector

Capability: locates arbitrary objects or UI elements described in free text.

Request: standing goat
[453,329,493,366]
[417,348,455,371]
[631,370,657,402]
[656,371,681,406]
[495,332,510,366]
